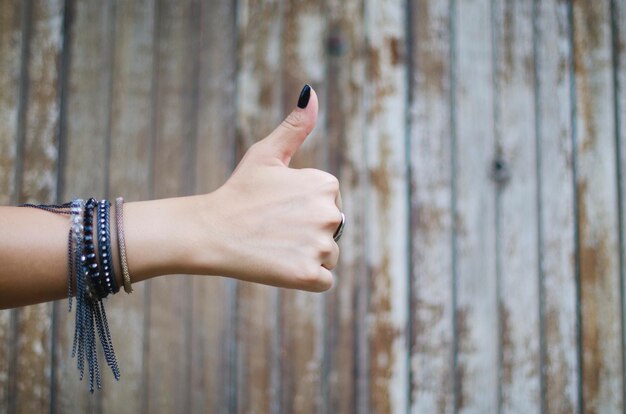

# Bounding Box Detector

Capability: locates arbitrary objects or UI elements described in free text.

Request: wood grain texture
[324,0,366,412]
[454,0,499,412]
[493,0,541,412]
[278,0,327,412]
[0,0,21,205]
[189,0,237,412]
[12,0,64,412]
[409,0,454,412]
[571,0,624,412]
[236,0,283,412]
[535,1,579,412]
[364,0,409,412]
[0,1,23,411]
[54,0,110,410]
[616,0,626,410]
[144,0,197,412]
[2,1,626,412]
[100,1,155,413]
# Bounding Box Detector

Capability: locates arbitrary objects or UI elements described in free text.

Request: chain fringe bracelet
[21,198,121,392]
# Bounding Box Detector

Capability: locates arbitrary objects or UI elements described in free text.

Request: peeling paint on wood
[615,3,626,414]
[364,0,409,413]
[454,0,499,412]
[0,0,23,410]
[535,1,579,412]
[493,0,542,412]
[571,0,624,412]
[409,0,454,412]
[1,0,626,412]
[0,0,21,205]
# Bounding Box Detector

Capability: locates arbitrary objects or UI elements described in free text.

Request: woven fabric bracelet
[115,197,133,293]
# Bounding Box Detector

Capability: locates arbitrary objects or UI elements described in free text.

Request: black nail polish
[297,84,311,108]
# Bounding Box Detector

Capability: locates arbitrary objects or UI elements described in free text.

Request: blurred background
[0,0,625,413]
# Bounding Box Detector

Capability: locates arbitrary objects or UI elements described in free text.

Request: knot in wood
[327,33,346,56]
[490,156,511,185]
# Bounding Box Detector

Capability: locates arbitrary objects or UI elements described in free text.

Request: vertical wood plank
[13,0,64,411]
[0,1,23,411]
[570,0,624,412]
[58,0,109,200]
[324,0,366,412]
[279,0,327,412]
[100,1,155,413]
[55,1,111,409]
[535,0,580,412]
[364,0,409,412]
[144,1,197,412]
[189,0,237,412]
[453,0,499,411]
[493,0,541,412]
[409,0,454,412]
[615,0,626,409]
[236,0,283,412]
[0,0,21,204]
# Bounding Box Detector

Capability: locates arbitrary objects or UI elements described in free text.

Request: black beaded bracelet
[22,197,121,391]
[83,198,106,299]
[97,200,119,295]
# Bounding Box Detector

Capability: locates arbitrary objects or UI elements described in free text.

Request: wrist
[122,195,220,282]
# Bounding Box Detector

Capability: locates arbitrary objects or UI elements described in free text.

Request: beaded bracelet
[21,197,120,392]
[97,200,119,295]
[83,198,105,299]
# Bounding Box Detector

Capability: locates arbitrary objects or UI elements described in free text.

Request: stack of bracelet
[21,197,128,392]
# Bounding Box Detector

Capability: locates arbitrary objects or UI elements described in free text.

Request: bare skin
[0,87,342,309]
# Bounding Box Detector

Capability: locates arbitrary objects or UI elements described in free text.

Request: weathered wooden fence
[1,0,625,413]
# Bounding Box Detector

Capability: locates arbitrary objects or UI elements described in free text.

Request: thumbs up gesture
[197,85,343,291]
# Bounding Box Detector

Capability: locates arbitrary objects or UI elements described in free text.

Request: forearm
[0,206,71,307]
[0,86,342,309]
[0,195,215,309]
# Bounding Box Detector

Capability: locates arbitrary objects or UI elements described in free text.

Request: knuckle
[325,174,340,190]
[304,169,340,192]
[301,167,323,179]
[295,265,322,288]
[317,206,341,229]
[293,261,334,292]
[317,238,335,256]
[325,260,338,271]
[327,208,342,226]
[316,273,334,292]
[320,173,340,194]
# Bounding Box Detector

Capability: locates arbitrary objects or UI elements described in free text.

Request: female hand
[0,85,342,308]
[189,85,342,291]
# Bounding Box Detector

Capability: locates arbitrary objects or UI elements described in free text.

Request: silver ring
[333,212,346,242]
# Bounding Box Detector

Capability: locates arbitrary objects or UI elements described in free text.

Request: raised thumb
[263,84,318,166]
